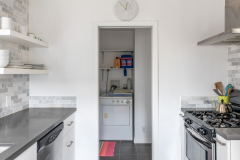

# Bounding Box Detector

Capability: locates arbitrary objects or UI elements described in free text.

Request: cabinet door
[14,143,37,160]
[216,134,231,160]
[180,113,185,160]
[67,150,75,160]
[231,140,240,160]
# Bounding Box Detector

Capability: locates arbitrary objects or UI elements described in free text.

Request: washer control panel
[100,98,132,105]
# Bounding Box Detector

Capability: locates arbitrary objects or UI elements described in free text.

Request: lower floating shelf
[0,68,49,74]
[100,68,133,70]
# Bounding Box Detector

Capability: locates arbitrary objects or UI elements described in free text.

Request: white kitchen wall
[29,0,227,159]
[134,28,152,143]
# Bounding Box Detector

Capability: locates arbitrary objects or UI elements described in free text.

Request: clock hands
[120,2,128,10]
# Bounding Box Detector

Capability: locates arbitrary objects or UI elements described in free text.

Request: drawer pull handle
[67,121,74,126]
[67,141,74,147]
[213,138,226,146]
[179,114,184,117]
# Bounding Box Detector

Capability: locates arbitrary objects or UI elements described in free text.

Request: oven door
[184,124,215,160]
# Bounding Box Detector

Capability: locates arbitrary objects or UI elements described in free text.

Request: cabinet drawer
[63,127,75,160]
[67,150,75,160]
[63,113,75,137]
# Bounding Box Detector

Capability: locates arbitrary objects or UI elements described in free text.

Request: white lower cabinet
[216,134,240,160]
[180,112,185,160]
[67,150,75,160]
[63,113,75,160]
[14,143,37,160]
[216,134,231,160]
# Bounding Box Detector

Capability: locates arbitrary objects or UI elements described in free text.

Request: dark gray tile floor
[100,141,152,160]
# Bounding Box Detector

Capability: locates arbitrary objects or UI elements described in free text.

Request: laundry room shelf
[100,50,134,52]
[0,68,49,74]
[0,29,48,48]
[100,68,133,70]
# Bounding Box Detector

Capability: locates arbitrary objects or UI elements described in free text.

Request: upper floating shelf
[0,68,49,74]
[100,50,134,52]
[0,29,48,48]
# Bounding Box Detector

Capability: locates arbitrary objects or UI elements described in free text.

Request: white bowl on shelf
[0,59,9,68]
[1,17,12,24]
[1,23,12,29]
[0,50,9,56]
[18,26,28,35]
[0,56,9,59]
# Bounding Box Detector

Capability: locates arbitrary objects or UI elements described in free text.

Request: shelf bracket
[102,52,104,64]
[102,70,104,81]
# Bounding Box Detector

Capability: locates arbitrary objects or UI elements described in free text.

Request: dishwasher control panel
[100,99,132,105]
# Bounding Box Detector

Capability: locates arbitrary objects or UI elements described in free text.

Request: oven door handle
[184,124,212,149]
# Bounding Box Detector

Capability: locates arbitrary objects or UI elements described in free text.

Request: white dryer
[99,94,133,140]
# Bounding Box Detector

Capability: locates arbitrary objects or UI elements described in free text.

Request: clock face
[115,0,138,21]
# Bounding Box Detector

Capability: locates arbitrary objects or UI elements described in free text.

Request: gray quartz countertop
[0,108,76,160]
[181,108,240,140]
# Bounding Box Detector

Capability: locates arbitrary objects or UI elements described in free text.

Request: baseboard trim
[134,138,152,143]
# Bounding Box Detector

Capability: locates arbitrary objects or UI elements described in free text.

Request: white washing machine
[99,94,133,140]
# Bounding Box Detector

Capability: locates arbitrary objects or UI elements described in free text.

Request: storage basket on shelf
[121,55,133,76]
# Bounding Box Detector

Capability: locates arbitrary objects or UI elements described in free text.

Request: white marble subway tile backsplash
[181,96,218,108]
[228,45,240,90]
[0,74,29,118]
[29,96,77,108]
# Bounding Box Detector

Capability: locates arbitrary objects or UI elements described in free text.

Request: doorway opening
[93,21,159,160]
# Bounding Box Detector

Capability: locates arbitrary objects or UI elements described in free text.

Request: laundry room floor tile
[121,141,136,148]
[100,155,120,160]
[120,155,138,160]
[120,147,137,155]
[136,143,152,148]
[138,155,152,160]
[137,148,152,155]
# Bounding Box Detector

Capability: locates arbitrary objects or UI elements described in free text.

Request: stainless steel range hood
[198,0,240,46]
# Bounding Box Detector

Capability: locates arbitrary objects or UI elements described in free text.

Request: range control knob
[126,100,130,104]
[112,101,114,103]
[185,118,192,124]
[198,128,207,135]
[117,101,119,103]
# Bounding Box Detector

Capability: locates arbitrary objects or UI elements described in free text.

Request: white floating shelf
[100,68,133,70]
[0,29,48,48]
[0,68,49,74]
[100,50,134,52]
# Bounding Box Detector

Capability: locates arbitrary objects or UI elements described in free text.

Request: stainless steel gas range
[183,110,240,160]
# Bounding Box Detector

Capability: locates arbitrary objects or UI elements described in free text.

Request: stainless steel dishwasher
[37,123,64,160]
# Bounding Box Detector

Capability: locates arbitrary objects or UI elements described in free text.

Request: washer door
[102,105,130,126]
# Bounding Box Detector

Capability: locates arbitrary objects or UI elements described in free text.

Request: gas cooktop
[188,111,240,128]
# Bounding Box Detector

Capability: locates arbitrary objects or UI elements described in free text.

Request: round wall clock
[115,0,138,21]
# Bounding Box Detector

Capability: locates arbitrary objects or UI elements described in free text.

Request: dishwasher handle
[37,123,64,152]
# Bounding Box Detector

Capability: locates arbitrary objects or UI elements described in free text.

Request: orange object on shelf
[114,57,121,68]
